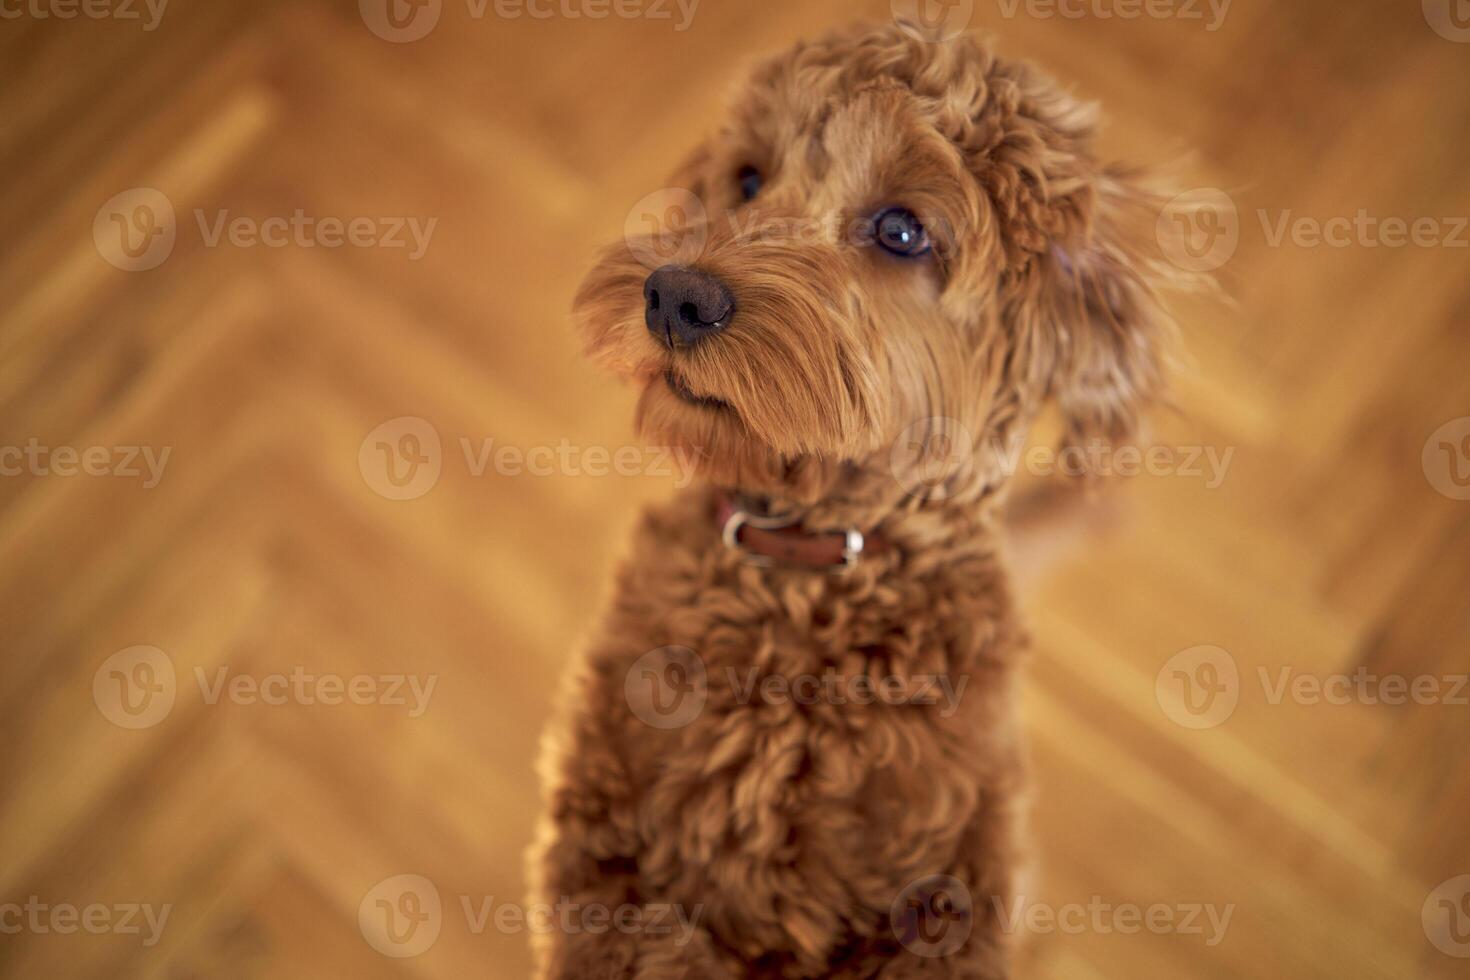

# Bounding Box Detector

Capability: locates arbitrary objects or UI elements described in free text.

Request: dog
[530,20,1183,979]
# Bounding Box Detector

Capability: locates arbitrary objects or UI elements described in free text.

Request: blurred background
[3,0,1469,977]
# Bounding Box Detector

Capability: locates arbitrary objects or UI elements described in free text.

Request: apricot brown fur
[531,21,1184,979]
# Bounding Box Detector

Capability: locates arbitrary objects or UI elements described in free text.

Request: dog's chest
[634,649,983,964]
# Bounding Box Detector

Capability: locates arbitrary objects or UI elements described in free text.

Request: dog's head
[576,22,1181,505]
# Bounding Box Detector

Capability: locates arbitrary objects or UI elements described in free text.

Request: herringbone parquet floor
[3,1,1469,977]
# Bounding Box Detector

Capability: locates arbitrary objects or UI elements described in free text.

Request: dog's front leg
[531,664,738,979]
[532,717,646,979]
[534,821,737,980]
[534,841,736,979]
[534,814,646,978]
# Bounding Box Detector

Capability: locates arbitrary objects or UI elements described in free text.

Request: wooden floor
[3,1,1469,977]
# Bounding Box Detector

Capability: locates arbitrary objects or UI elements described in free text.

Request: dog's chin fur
[634,377,848,503]
[535,19,1191,979]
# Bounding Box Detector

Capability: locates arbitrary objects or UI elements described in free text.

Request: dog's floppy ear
[969,63,1183,457]
[1032,168,1181,450]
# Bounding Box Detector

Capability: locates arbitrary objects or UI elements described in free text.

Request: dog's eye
[873,207,931,258]
[737,166,763,201]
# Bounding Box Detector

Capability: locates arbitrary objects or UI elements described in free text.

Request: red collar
[715,493,883,571]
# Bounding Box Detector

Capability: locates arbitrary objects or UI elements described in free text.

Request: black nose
[644,266,735,349]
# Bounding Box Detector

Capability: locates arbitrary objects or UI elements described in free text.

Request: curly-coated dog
[531,20,1182,979]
